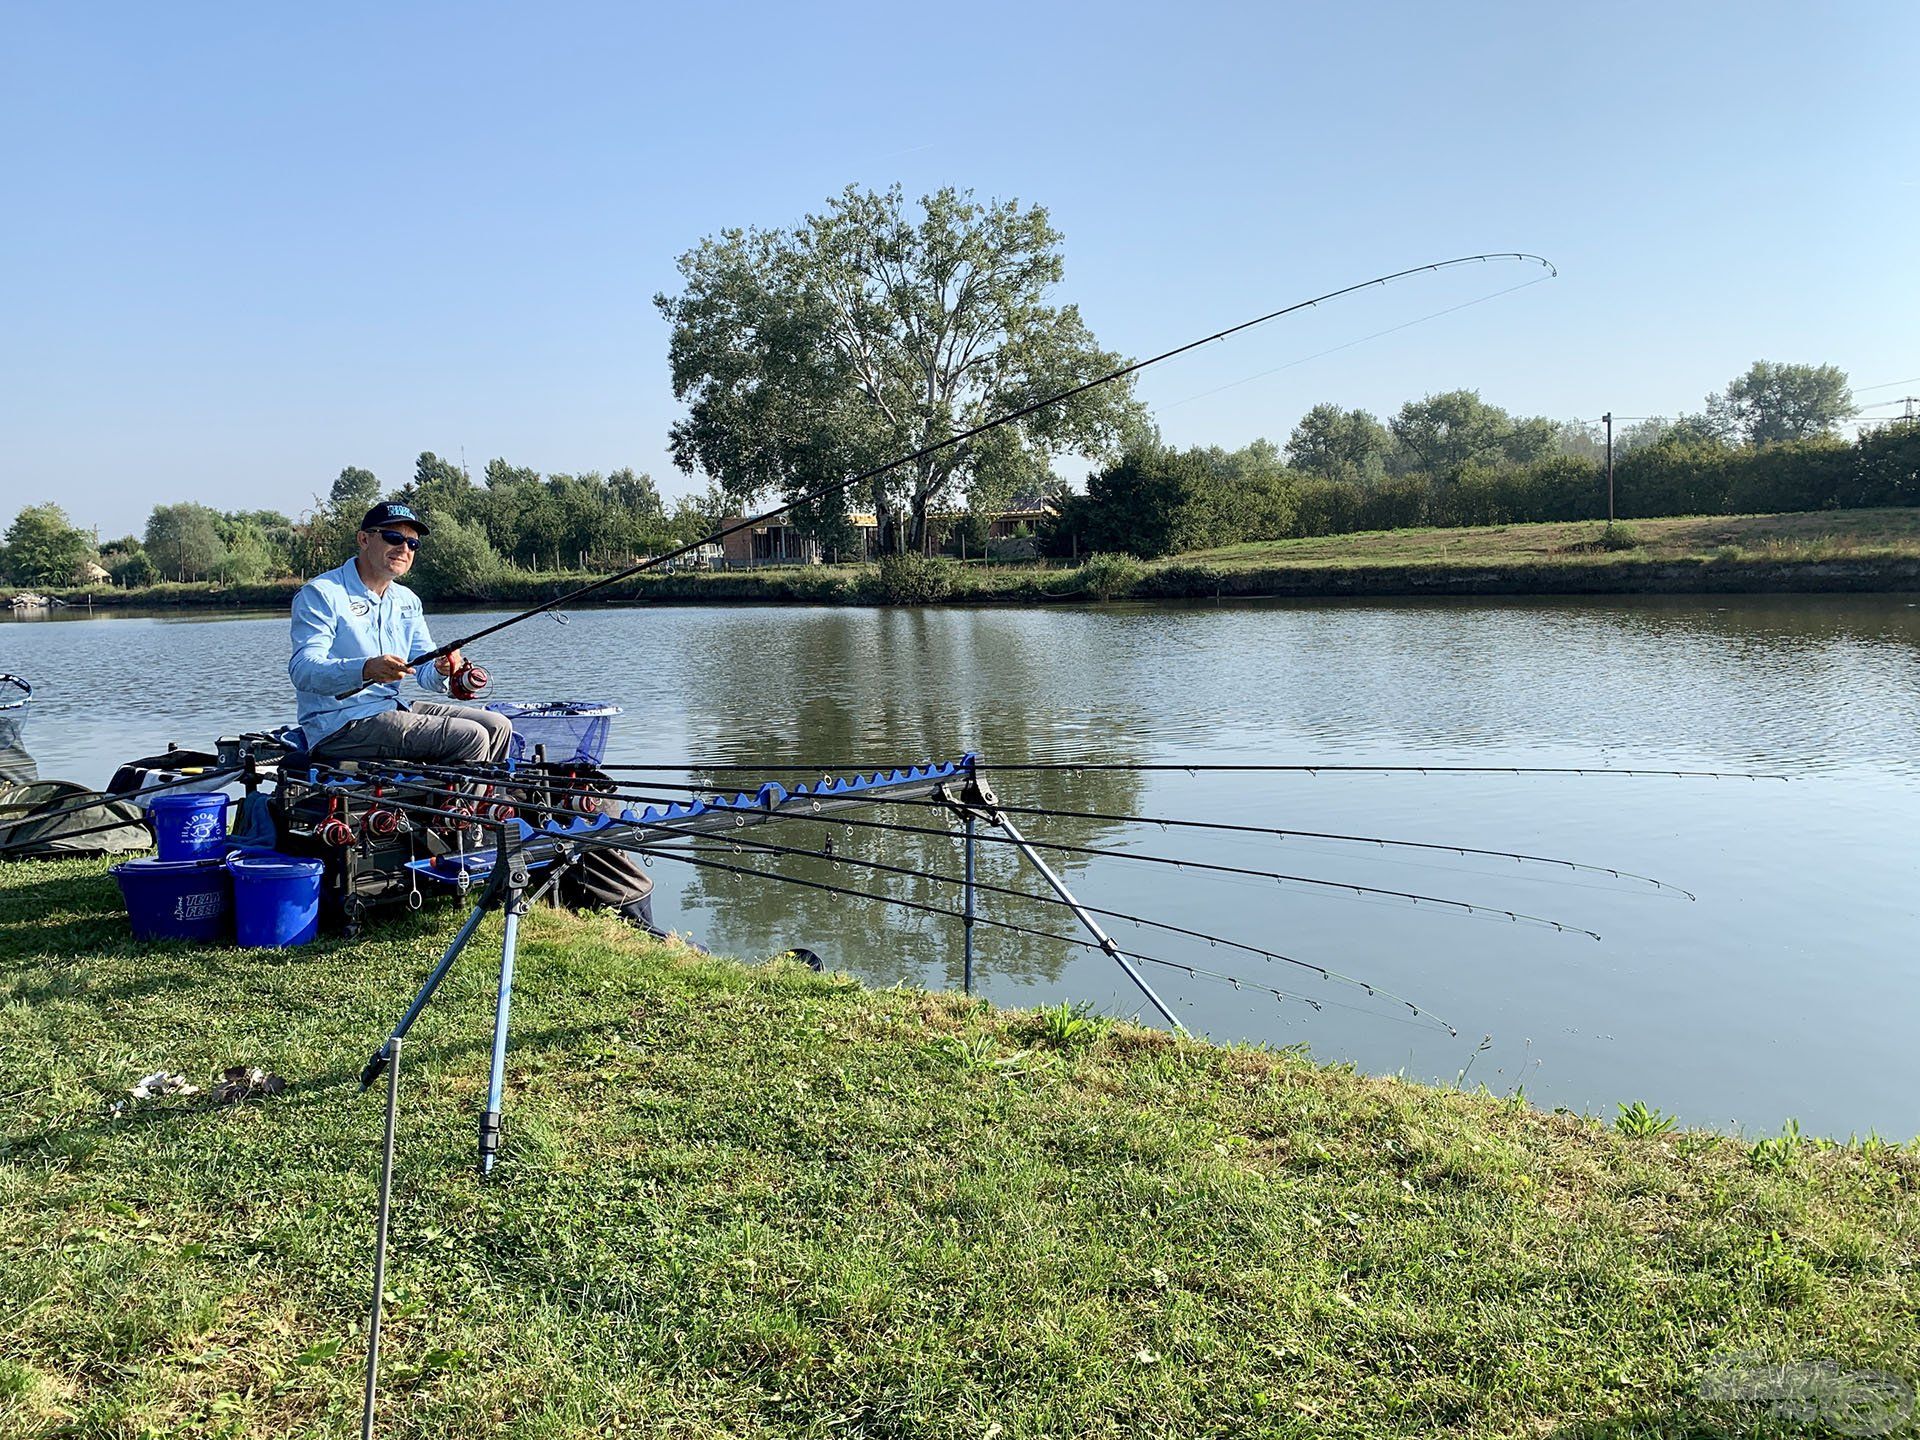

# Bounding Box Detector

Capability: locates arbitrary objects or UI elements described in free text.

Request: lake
[5,595,1918,1139]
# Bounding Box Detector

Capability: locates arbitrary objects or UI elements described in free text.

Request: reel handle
[449,661,492,701]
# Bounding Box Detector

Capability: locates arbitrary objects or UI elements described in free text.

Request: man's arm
[409,605,452,693]
[288,586,369,694]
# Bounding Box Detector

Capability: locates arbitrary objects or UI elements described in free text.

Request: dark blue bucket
[229,853,324,948]
[111,858,233,942]
[149,791,229,861]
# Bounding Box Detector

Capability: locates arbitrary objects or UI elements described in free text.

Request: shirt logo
[349,598,371,617]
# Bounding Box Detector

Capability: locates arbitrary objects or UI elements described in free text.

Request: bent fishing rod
[334,251,1555,699]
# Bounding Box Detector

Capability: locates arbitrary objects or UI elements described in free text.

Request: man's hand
[434,649,464,678]
[360,654,414,684]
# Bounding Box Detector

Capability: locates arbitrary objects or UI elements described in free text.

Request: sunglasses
[375,529,421,551]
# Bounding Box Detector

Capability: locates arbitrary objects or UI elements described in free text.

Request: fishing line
[332,253,1556,698]
[1160,273,1556,411]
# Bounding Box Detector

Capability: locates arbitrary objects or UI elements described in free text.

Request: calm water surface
[6,596,1918,1138]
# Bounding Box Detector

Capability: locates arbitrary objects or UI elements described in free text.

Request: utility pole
[1603,412,1615,525]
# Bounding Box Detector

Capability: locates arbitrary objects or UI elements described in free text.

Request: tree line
[0,457,724,595]
[1046,365,1912,559]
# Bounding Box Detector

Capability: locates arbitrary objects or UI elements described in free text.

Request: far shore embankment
[25,510,1920,615]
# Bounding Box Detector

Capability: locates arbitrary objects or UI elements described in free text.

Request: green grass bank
[3,857,1917,1437]
[32,509,1920,614]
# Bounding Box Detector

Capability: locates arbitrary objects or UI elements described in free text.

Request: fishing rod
[0,764,245,842]
[599,830,1457,1033]
[682,833,1443,1023]
[619,762,1789,780]
[591,771,1689,898]
[357,760,1619,928]
[898,794,1686,899]
[333,252,1556,699]
[462,781,1451,1026]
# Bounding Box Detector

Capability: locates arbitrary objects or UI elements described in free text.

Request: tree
[2,504,92,586]
[400,451,471,518]
[108,550,156,587]
[144,503,225,581]
[1388,390,1555,476]
[1071,445,1226,559]
[657,184,1142,554]
[329,466,380,518]
[1286,404,1393,482]
[408,513,502,599]
[1704,361,1855,446]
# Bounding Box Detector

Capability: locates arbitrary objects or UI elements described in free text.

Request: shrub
[874,552,953,604]
[1288,477,1361,537]
[107,550,157,587]
[1071,552,1143,600]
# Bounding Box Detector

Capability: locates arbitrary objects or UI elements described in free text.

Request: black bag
[546,765,654,916]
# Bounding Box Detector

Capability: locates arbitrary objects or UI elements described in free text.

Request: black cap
[359,501,430,536]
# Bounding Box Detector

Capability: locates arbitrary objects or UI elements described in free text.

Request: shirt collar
[339,556,391,603]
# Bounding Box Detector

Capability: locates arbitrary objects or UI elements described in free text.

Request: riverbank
[3,857,1915,1436]
[25,510,1920,615]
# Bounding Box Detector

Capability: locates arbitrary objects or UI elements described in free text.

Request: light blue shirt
[288,558,449,750]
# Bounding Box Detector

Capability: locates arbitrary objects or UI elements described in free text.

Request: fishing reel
[475,784,518,825]
[316,797,356,849]
[448,660,492,701]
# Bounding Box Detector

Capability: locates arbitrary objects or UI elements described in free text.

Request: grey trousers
[312,701,513,768]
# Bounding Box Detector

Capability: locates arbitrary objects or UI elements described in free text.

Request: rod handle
[479,1110,501,1175]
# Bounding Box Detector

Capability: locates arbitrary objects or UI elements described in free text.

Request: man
[288,502,512,766]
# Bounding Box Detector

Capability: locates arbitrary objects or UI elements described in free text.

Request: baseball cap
[359,501,431,536]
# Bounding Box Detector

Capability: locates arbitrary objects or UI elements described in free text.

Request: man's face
[358,523,421,581]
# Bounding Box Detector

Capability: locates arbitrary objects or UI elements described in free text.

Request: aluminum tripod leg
[479,902,523,1175]
[361,1035,402,1440]
[359,898,491,1090]
[963,814,976,995]
[993,813,1188,1035]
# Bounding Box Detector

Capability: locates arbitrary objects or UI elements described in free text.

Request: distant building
[717,496,1057,566]
[74,560,111,584]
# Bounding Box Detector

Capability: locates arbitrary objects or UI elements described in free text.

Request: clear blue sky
[3,1,1916,538]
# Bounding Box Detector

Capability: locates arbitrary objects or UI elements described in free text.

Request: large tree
[1705,361,1855,446]
[1286,403,1394,482]
[144,503,225,581]
[2,504,91,586]
[1388,390,1555,476]
[657,184,1142,553]
[329,466,380,517]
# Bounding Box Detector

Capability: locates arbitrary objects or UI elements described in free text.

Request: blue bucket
[229,853,324,948]
[111,858,233,942]
[149,791,229,861]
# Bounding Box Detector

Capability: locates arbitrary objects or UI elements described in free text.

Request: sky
[2,1,1917,539]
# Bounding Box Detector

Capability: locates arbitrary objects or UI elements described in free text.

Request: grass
[1182,508,1920,572]
[3,856,1918,1437]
